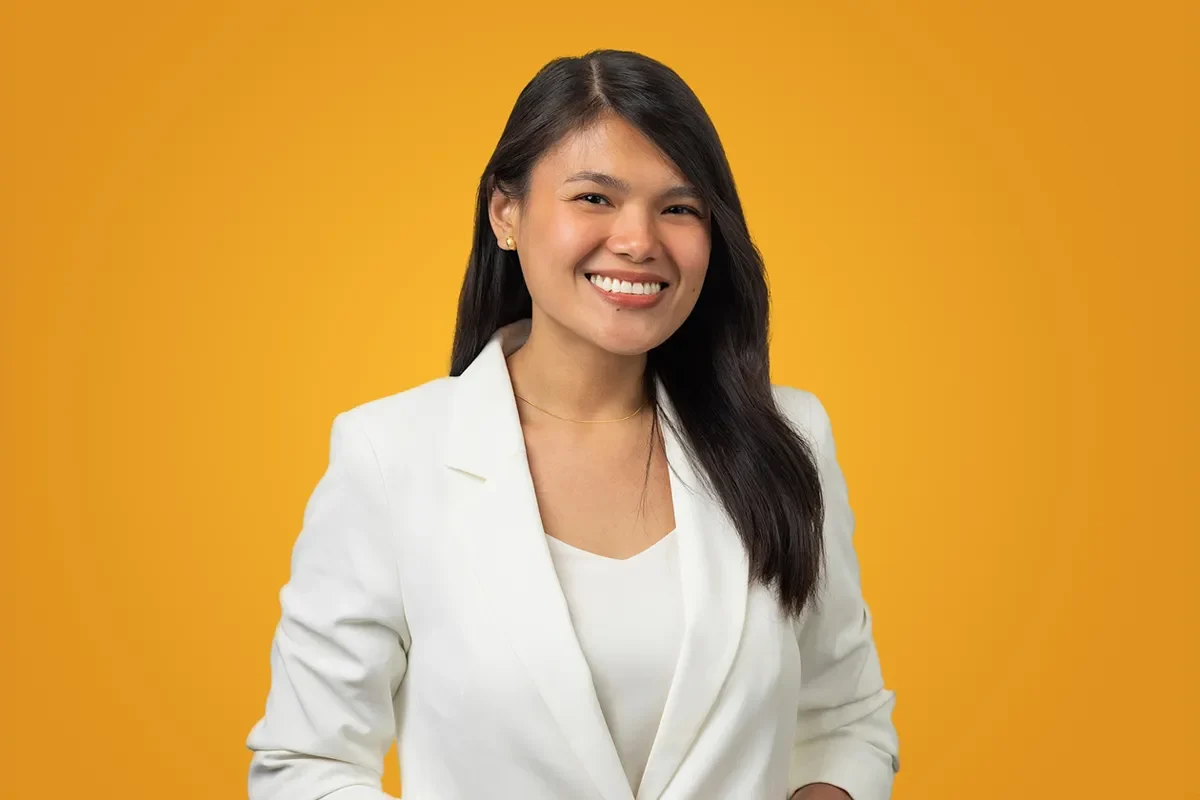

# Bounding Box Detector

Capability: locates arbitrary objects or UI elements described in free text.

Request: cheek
[520,211,607,307]
[535,208,605,269]
[668,230,712,289]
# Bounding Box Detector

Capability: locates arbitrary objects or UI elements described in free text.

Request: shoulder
[771,383,834,453]
[771,384,853,511]
[343,373,455,429]
[332,374,457,470]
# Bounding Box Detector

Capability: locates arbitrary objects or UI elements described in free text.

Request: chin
[586,317,673,357]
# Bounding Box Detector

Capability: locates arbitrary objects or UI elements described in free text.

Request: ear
[488,182,521,248]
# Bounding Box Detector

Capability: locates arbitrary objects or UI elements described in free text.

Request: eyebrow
[563,170,705,203]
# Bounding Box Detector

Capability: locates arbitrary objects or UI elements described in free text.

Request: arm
[784,390,900,800]
[246,412,410,800]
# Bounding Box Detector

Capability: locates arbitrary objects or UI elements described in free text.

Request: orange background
[2,2,1196,798]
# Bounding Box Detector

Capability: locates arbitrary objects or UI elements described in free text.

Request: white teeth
[589,274,664,295]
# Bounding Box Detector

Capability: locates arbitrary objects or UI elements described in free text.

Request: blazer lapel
[445,320,634,800]
[635,386,750,800]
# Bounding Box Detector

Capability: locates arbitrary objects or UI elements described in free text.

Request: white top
[545,530,685,793]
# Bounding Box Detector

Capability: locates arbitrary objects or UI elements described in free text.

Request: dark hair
[450,49,825,617]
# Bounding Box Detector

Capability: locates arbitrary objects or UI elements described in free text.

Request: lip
[582,272,669,310]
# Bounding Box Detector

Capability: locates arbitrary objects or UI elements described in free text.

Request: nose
[606,206,659,263]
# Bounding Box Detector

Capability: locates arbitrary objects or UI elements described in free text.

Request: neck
[506,314,647,421]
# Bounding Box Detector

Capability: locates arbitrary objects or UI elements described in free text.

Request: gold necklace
[514,394,647,424]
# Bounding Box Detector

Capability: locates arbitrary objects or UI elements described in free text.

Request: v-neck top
[545,530,684,793]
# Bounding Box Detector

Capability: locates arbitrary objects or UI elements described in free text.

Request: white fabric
[246,318,899,800]
[545,530,684,793]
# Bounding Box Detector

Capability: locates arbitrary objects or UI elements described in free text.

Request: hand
[791,784,853,800]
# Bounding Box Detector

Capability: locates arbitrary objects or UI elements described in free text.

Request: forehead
[536,115,688,186]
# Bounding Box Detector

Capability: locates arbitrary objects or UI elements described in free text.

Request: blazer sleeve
[246,411,410,800]
[781,389,900,800]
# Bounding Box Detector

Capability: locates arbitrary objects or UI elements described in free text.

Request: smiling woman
[246,49,899,800]
[488,113,713,355]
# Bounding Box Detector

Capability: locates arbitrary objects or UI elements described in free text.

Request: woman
[247,49,899,800]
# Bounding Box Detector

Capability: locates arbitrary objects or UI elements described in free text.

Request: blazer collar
[444,318,531,480]
[444,319,749,800]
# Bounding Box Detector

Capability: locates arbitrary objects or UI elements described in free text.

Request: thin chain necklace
[514,393,647,424]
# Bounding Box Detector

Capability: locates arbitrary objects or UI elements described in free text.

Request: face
[490,114,712,356]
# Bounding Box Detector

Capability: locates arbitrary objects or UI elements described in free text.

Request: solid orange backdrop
[1,2,1196,798]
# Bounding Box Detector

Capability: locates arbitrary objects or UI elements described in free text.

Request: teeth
[589,274,664,295]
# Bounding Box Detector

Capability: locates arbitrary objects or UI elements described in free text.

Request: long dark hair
[449,49,825,617]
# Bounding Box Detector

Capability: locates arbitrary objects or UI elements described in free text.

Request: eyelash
[575,193,704,218]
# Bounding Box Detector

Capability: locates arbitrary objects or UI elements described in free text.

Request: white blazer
[246,320,900,800]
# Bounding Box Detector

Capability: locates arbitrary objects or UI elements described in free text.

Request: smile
[583,272,670,310]
[585,273,667,296]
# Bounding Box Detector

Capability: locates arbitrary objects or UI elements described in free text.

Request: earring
[505,235,515,250]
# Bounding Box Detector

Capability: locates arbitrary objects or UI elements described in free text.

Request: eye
[575,193,612,206]
[664,204,703,217]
